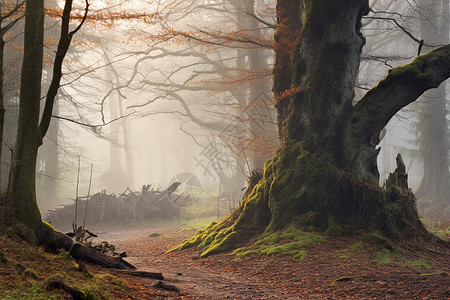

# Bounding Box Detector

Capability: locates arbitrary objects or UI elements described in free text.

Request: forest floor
[89,223,450,299]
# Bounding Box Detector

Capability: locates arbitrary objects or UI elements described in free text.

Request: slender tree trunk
[8,0,44,228]
[37,96,59,211]
[0,36,5,185]
[8,0,88,231]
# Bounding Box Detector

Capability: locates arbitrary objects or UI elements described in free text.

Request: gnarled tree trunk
[174,0,450,256]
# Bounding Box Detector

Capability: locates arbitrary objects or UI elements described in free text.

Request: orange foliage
[276,85,309,100]
[45,8,160,28]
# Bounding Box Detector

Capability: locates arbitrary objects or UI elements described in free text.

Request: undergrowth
[0,233,126,299]
[421,218,450,241]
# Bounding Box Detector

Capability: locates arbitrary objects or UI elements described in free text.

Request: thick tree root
[172,141,431,257]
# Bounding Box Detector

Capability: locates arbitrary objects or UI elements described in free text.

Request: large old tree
[175,0,450,256]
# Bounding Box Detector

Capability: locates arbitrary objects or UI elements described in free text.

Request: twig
[83,163,93,230]
[73,156,81,232]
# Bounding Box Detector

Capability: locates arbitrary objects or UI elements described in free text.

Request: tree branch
[344,44,450,176]
[39,0,90,138]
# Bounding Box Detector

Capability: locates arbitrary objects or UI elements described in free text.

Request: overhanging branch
[344,44,450,172]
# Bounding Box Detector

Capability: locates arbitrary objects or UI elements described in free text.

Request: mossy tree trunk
[175,0,450,257]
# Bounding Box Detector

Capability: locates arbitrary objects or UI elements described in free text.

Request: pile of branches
[46,182,186,229]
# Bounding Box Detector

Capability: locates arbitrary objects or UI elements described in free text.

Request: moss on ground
[332,276,352,283]
[374,248,400,264]
[420,270,448,276]
[421,218,450,241]
[338,242,366,260]
[232,225,326,260]
[407,260,433,270]
[0,232,127,299]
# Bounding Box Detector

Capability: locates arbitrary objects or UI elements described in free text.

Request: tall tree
[0,1,24,187]
[174,0,450,256]
[8,0,88,231]
[8,0,45,228]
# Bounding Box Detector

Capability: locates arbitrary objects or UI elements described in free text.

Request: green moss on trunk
[171,141,429,257]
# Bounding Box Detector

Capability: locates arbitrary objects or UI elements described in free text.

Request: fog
[1,0,448,218]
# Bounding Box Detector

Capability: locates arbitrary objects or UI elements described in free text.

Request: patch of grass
[374,249,398,264]
[24,268,40,279]
[1,280,62,300]
[425,247,444,255]
[232,225,326,260]
[0,235,127,299]
[421,218,450,241]
[338,243,366,260]
[177,217,216,232]
[421,270,448,276]
[407,260,433,270]
[361,232,394,250]
[332,276,351,283]
[350,243,365,251]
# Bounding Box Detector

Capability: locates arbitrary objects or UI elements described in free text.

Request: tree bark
[273,0,302,136]
[0,36,5,184]
[8,0,45,229]
[173,0,450,257]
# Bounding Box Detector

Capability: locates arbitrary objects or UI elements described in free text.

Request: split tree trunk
[174,0,450,256]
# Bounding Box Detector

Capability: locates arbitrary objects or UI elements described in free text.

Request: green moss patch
[332,276,352,283]
[338,242,366,260]
[232,225,326,260]
[170,139,429,257]
[421,270,448,277]
[361,232,395,250]
[168,173,272,257]
[407,260,433,270]
[374,248,403,265]
[0,235,126,299]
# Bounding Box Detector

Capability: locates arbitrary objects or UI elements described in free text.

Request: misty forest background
[1,0,449,222]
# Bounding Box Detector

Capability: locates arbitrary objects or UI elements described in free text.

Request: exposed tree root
[171,141,432,257]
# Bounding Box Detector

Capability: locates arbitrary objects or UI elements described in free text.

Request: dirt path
[92,226,450,299]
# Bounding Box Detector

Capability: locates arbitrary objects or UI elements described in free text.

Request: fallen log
[43,224,135,270]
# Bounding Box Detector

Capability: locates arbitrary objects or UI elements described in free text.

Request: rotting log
[44,226,135,270]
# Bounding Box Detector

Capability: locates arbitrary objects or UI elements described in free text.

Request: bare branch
[52,112,133,128]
